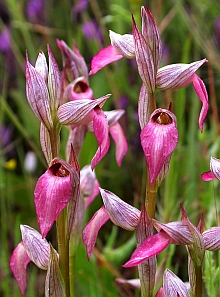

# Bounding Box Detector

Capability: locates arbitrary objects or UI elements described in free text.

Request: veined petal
[84,179,100,209]
[47,45,61,112]
[65,125,86,159]
[132,15,155,93]
[34,158,79,237]
[156,59,207,90]
[123,230,171,267]
[99,188,140,230]
[40,123,53,165]
[105,109,125,126]
[109,31,135,58]
[45,245,66,297]
[35,51,48,82]
[26,56,53,129]
[110,122,128,167]
[152,220,193,245]
[203,227,220,251]
[210,156,220,180]
[89,45,123,75]
[82,206,109,260]
[57,39,88,82]
[57,95,110,125]
[138,84,151,129]
[91,107,110,169]
[80,165,96,196]
[140,109,178,185]
[20,225,51,270]
[10,242,31,295]
[163,269,190,297]
[191,74,209,132]
[141,6,162,72]
[201,170,216,181]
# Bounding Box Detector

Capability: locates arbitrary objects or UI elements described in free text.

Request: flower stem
[192,265,203,297]
[56,209,70,297]
[145,169,158,219]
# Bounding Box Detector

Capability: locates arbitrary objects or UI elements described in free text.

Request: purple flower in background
[72,0,88,21]
[82,20,102,44]
[26,0,44,23]
[0,26,11,53]
[214,18,220,48]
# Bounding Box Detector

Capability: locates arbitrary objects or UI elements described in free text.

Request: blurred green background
[1,0,220,296]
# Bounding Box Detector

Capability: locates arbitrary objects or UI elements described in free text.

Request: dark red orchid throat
[74,80,88,93]
[50,163,69,177]
[154,112,172,125]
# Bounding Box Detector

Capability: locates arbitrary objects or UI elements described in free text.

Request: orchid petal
[210,156,220,180]
[34,158,79,237]
[82,206,109,260]
[10,242,31,295]
[203,227,220,251]
[132,15,155,93]
[140,109,178,185]
[65,125,86,159]
[105,109,125,127]
[138,84,151,129]
[109,31,135,58]
[57,39,88,82]
[47,45,61,112]
[91,107,110,169]
[156,59,207,90]
[40,123,53,165]
[45,245,66,297]
[141,6,162,72]
[110,122,128,167]
[64,77,94,101]
[152,220,193,245]
[20,225,51,269]
[99,188,140,231]
[89,45,123,75]
[191,74,209,132]
[123,230,171,267]
[35,51,48,82]
[163,269,190,297]
[201,170,216,181]
[57,95,110,126]
[26,56,53,129]
[84,179,100,209]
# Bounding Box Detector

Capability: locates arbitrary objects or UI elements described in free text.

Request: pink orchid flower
[123,205,220,268]
[10,225,58,295]
[89,6,209,132]
[141,108,178,185]
[34,157,79,238]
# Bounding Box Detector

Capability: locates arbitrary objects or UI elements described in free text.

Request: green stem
[193,265,203,297]
[145,169,158,219]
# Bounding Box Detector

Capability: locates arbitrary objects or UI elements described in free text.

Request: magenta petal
[91,107,110,169]
[123,230,171,267]
[82,206,109,260]
[10,242,31,295]
[201,170,216,181]
[192,74,209,132]
[34,160,77,237]
[89,45,123,75]
[110,122,128,167]
[141,109,178,185]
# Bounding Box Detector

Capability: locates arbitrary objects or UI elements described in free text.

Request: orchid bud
[163,269,190,297]
[109,31,135,59]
